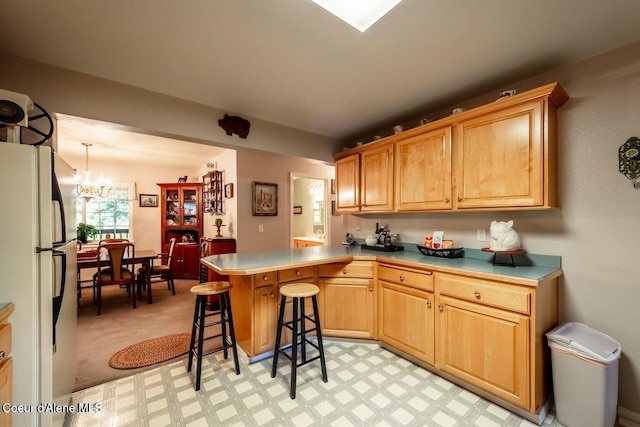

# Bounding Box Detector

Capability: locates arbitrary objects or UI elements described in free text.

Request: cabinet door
[0,358,12,427]
[395,127,452,211]
[335,154,360,213]
[361,144,394,212]
[380,281,434,364]
[437,295,530,409]
[181,243,200,278]
[319,278,375,339]
[254,285,276,355]
[454,101,543,208]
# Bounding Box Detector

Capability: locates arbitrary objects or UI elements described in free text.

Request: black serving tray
[416,245,464,258]
[361,244,404,252]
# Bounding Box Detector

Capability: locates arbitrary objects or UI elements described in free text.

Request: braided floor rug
[108,333,191,369]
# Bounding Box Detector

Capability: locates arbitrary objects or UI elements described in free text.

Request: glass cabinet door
[183,188,198,227]
[165,189,179,226]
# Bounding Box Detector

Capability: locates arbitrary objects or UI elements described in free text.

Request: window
[76,182,135,241]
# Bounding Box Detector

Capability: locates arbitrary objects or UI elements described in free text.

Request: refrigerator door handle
[52,249,67,346]
[51,170,67,246]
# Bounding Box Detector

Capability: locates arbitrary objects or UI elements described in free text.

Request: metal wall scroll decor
[618,136,640,189]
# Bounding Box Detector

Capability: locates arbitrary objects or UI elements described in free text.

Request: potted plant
[77,222,98,243]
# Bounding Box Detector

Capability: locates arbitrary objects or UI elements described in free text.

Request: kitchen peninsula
[201,245,561,424]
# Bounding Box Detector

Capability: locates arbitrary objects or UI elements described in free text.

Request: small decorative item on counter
[365,234,378,246]
[432,231,444,249]
[488,220,521,251]
[423,236,433,248]
[442,239,454,249]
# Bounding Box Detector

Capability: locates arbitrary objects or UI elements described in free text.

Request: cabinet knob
[399,275,404,282]
[343,269,348,274]
[474,291,481,298]
[270,292,275,298]
[296,270,300,275]
[369,287,373,292]
[457,196,462,202]
[426,300,432,308]
[263,275,268,281]
[445,198,450,204]
[438,305,443,311]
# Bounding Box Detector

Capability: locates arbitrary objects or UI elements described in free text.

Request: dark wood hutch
[158,182,203,278]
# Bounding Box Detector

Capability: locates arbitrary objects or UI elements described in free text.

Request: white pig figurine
[489,220,521,251]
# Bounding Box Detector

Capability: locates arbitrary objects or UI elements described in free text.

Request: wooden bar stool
[271,282,328,399]
[187,281,240,391]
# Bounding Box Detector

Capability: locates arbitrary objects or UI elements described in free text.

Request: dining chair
[91,238,131,302]
[95,241,136,315]
[137,237,176,302]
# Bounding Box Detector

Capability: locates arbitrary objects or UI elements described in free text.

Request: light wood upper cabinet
[395,127,452,211]
[335,154,360,213]
[334,144,394,214]
[333,82,568,213]
[360,144,394,212]
[454,101,544,209]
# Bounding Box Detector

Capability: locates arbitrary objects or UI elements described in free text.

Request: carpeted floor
[74,278,198,391]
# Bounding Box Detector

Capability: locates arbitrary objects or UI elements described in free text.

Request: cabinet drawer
[0,324,11,358]
[436,273,531,314]
[378,264,433,292]
[278,266,315,283]
[318,261,373,278]
[254,271,277,286]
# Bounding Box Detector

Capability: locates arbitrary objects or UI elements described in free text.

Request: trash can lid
[546,322,621,364]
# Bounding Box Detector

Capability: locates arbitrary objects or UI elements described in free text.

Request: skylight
[311,0,403,32]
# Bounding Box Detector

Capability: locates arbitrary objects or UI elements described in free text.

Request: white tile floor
[63,341,573,426]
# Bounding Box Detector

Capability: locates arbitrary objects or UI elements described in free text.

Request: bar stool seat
[187,281,240,391]
[271,282,328,399]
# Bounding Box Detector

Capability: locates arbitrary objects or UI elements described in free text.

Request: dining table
[76,248,159,305]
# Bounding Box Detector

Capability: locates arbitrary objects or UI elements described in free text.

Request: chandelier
[75,142,111,200]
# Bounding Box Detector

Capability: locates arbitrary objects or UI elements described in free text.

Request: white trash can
[546,322,621,427]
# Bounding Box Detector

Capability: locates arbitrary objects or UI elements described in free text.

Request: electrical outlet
[258,224,264,233]
[476,228,487,242]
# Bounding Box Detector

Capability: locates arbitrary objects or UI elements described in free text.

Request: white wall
[235,149,338,252]
[345,42,640,417]
[195,150,238,240]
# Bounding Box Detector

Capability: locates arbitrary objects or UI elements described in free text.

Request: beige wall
[235,149,339,252]
[0,53,341,162]
[345,42,640,418]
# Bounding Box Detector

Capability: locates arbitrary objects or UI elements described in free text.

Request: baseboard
[619,406,640,426]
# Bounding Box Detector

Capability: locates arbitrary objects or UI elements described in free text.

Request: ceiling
[1,0,639,163]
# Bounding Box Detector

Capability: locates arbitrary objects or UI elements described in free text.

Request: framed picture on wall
[293,205,302,214]
[139,194,158,207]
[225,183,234,198]
[252,182,278,216]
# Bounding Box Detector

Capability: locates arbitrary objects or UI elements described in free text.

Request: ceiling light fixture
[311,0,403,32]
[75,142,111,200]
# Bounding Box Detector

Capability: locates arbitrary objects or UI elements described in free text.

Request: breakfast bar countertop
[201,245,562,286]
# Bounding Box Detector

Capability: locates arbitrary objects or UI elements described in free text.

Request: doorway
[291,174,330,246]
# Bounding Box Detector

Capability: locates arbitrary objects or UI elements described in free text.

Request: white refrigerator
[0,142,78,427]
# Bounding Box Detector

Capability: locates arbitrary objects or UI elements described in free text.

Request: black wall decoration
[218,114,250,139]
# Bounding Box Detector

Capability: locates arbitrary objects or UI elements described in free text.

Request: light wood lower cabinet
[0,304,14,427]
[318,261,376,339]
[435,272,556,415]
[378,263,435,364]
[437,294,530,408]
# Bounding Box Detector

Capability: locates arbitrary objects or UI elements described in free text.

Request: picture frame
[293,205,302,215]
[224,183,234,198]
[139,194,158,207]
[252,182,278,216]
